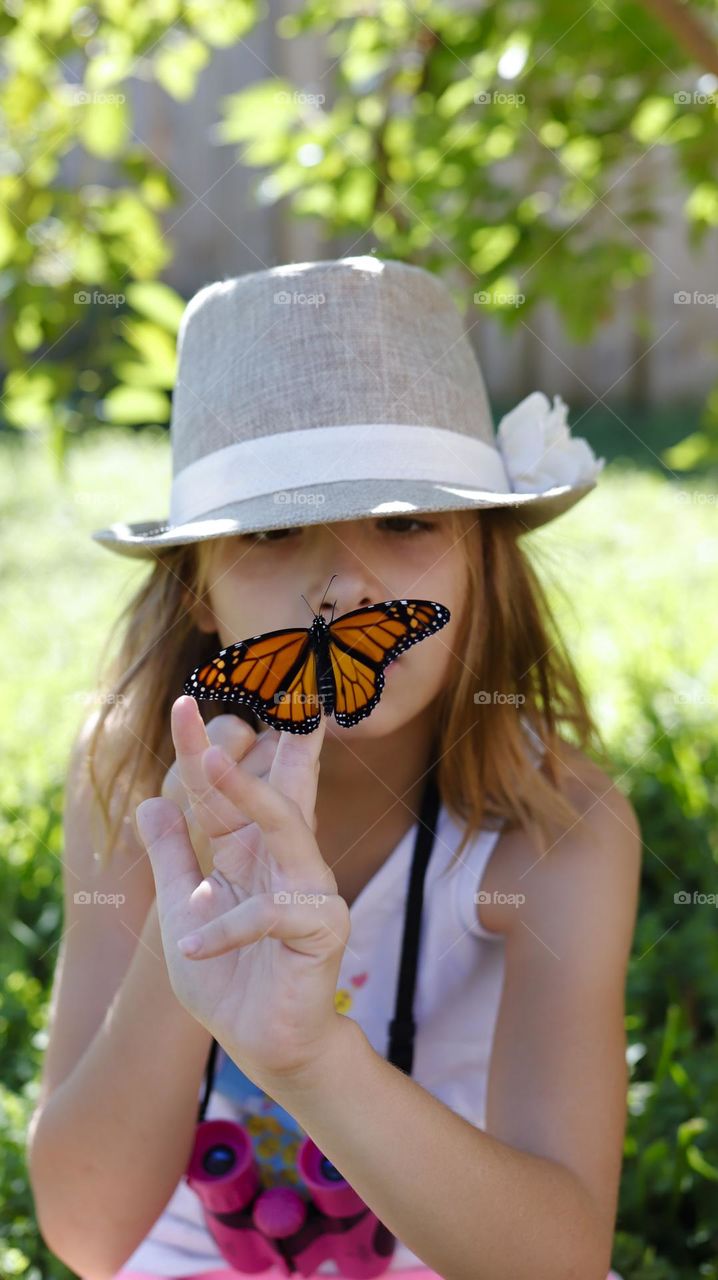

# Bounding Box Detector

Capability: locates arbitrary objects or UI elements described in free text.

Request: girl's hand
[135,695,350,1091]
[159,711,280,878]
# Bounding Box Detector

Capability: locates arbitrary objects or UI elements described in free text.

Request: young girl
[28,256,639,1280]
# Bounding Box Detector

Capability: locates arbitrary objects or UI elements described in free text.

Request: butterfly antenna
[300,575,337,620]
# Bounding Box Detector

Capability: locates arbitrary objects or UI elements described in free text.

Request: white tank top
[124,725,545,1276]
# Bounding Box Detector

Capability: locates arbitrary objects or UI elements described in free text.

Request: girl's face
[192,513,472,741]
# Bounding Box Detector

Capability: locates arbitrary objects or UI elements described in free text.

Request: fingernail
[178,933,202,955]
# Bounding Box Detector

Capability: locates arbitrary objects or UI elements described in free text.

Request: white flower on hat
[496,391,605,494]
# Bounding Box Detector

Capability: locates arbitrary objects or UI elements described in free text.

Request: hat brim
[91,478,598,560]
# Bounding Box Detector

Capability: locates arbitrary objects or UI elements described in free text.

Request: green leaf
[115,318,177,385]
[0,209,17,268]
[184,0,258,46]
[685,182,718,226]
[630,96,676,145]
[154,35,210,100]
[1,369,56,429]
[125,281,186,334]
[685,1144,718,1181]
[77,93,129,159]
[470,224,520,273]
[216,80,301,145]
[101,386,170,425]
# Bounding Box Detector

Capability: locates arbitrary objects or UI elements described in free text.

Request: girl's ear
[182,587,217,634]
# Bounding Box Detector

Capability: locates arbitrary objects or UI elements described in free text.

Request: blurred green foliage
[1,432,717,1277]
[3,1,718,1274]
[0,0,260,466]
[216,0,718,464]
[2,0,718,470]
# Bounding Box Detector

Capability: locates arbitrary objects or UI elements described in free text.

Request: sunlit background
[2,3,717,1277]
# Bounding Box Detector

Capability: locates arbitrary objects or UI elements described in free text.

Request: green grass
[2,427,718,1280]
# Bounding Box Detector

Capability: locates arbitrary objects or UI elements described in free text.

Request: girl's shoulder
[477,740,641,938]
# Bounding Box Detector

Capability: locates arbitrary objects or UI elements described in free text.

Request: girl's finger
[207,714,280,778]
[268,709,327,828]
[201,734,331,888]
[136,797,203,910]
[172,696,256,835]
[177,889,348,960]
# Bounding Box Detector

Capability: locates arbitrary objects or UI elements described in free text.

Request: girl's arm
[27,722,213,1280]
[29,901,211,1280]
[254,772,642,1280]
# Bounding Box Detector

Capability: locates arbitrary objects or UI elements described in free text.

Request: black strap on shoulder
[386,762,440,1076]
[196,757,441,1113]
[197,1033,219,1123]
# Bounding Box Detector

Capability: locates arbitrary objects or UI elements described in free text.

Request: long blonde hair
[83,508,610,870]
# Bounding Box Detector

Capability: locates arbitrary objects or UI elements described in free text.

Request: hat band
[169,424,510,524]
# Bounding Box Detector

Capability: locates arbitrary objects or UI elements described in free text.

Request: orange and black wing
[183,627,323,734]
[327,600,450,728]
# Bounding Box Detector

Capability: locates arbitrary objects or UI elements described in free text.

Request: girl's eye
[380,516,434,535]
[242,517,433,544]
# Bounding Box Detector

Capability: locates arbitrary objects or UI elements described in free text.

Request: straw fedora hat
[91,254,605,559]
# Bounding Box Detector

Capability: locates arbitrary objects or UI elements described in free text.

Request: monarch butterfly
[182,576,450,733]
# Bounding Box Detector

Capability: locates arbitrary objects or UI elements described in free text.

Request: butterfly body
[183,598,450,734]
[308,614,338,716]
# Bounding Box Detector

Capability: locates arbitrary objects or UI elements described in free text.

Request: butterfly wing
[327,600,451,728]
[183,627,323,734]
